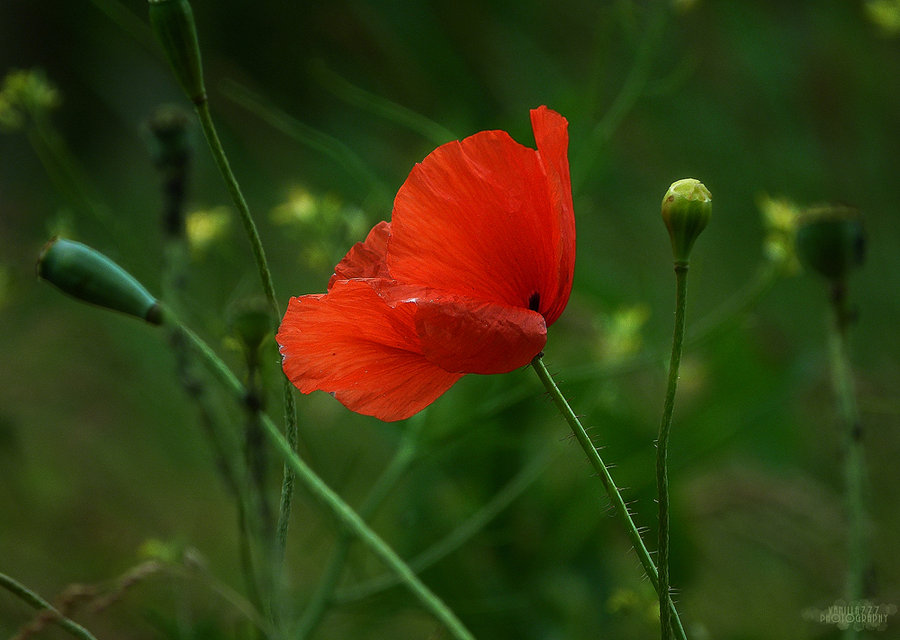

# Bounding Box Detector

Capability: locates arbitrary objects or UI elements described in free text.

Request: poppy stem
[828,281,867,632]
[168,311,476,640]
[657,262,689,640]
[192,96,299,579]
[530,355,688,640]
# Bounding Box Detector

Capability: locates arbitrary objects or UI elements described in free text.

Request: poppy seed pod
[38,238,162,324]
[148,0,206,105]
[795,205,865,282]
[661,178,712,264]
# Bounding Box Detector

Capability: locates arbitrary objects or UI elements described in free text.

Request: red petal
[531,106,576,326]
[328,221,391,289]
[276,279,462,421]
[414,294,547,374]
[387,107,574,325]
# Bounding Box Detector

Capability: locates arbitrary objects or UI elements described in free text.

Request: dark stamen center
[528,291,541,312]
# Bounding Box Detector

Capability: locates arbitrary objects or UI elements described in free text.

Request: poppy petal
[388,106,574,325]
[413,294,547,374]
[328,220,392,289]
[276,278,462,421]
[531,106,576,326]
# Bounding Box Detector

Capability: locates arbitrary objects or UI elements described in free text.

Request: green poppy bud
[661,178,712,264]
[148,0,207,105]
[796,205,865,282]
[228,298,273,356]
[37,238,162,324]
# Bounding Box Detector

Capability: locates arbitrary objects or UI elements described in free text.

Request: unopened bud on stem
[796,204,865,283]
[661,178,712,264]
[38,238,162,324]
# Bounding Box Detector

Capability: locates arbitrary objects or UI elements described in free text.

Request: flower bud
[795,205,865,282]
[661,178,712,264]
[148,0,207,105]
[228,298,273,356]
[37,238,162,324]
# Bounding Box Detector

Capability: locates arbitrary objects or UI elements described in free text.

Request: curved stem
[657,263,688,640]
[170,313,474,640]
[0,572,100,640]
[193,99,278,315]
[192,97,299,569]
[530,355,687,640]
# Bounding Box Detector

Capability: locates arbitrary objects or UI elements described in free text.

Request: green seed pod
[661,178,712,264]
[796,205,865,282]
[37,238,162,324]
[148,0,207,105]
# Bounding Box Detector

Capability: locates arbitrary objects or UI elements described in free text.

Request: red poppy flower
[277,106,575,421]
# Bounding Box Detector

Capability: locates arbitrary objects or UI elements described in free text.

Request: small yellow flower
[0,69,60,132]
[185,206,231,256]
[758,194,802,274]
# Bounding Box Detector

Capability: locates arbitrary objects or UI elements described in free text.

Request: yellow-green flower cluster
[0,69,60,132]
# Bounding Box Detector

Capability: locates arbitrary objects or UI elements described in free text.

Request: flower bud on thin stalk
[37,237,161,324]
[661,178,712,265]
[796,204,865,289]
[657,178,710,640]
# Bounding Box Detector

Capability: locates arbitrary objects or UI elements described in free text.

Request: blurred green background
[2,0,899,638]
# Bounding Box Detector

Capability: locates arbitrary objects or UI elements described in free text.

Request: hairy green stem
[531,355,687,640]
[829,282,866,639]
[0,572,100,640]
[657,263,688,640]
[169,314,474,640]
[192,97,298,568]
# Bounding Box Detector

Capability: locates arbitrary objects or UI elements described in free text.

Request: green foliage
[1,1,899,639]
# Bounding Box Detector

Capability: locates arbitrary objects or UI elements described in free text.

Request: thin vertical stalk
[657,262,688,640]
[193,100,278,314]
[531,355,688,640]
[829,282,866,640]
[192,97,299,564]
